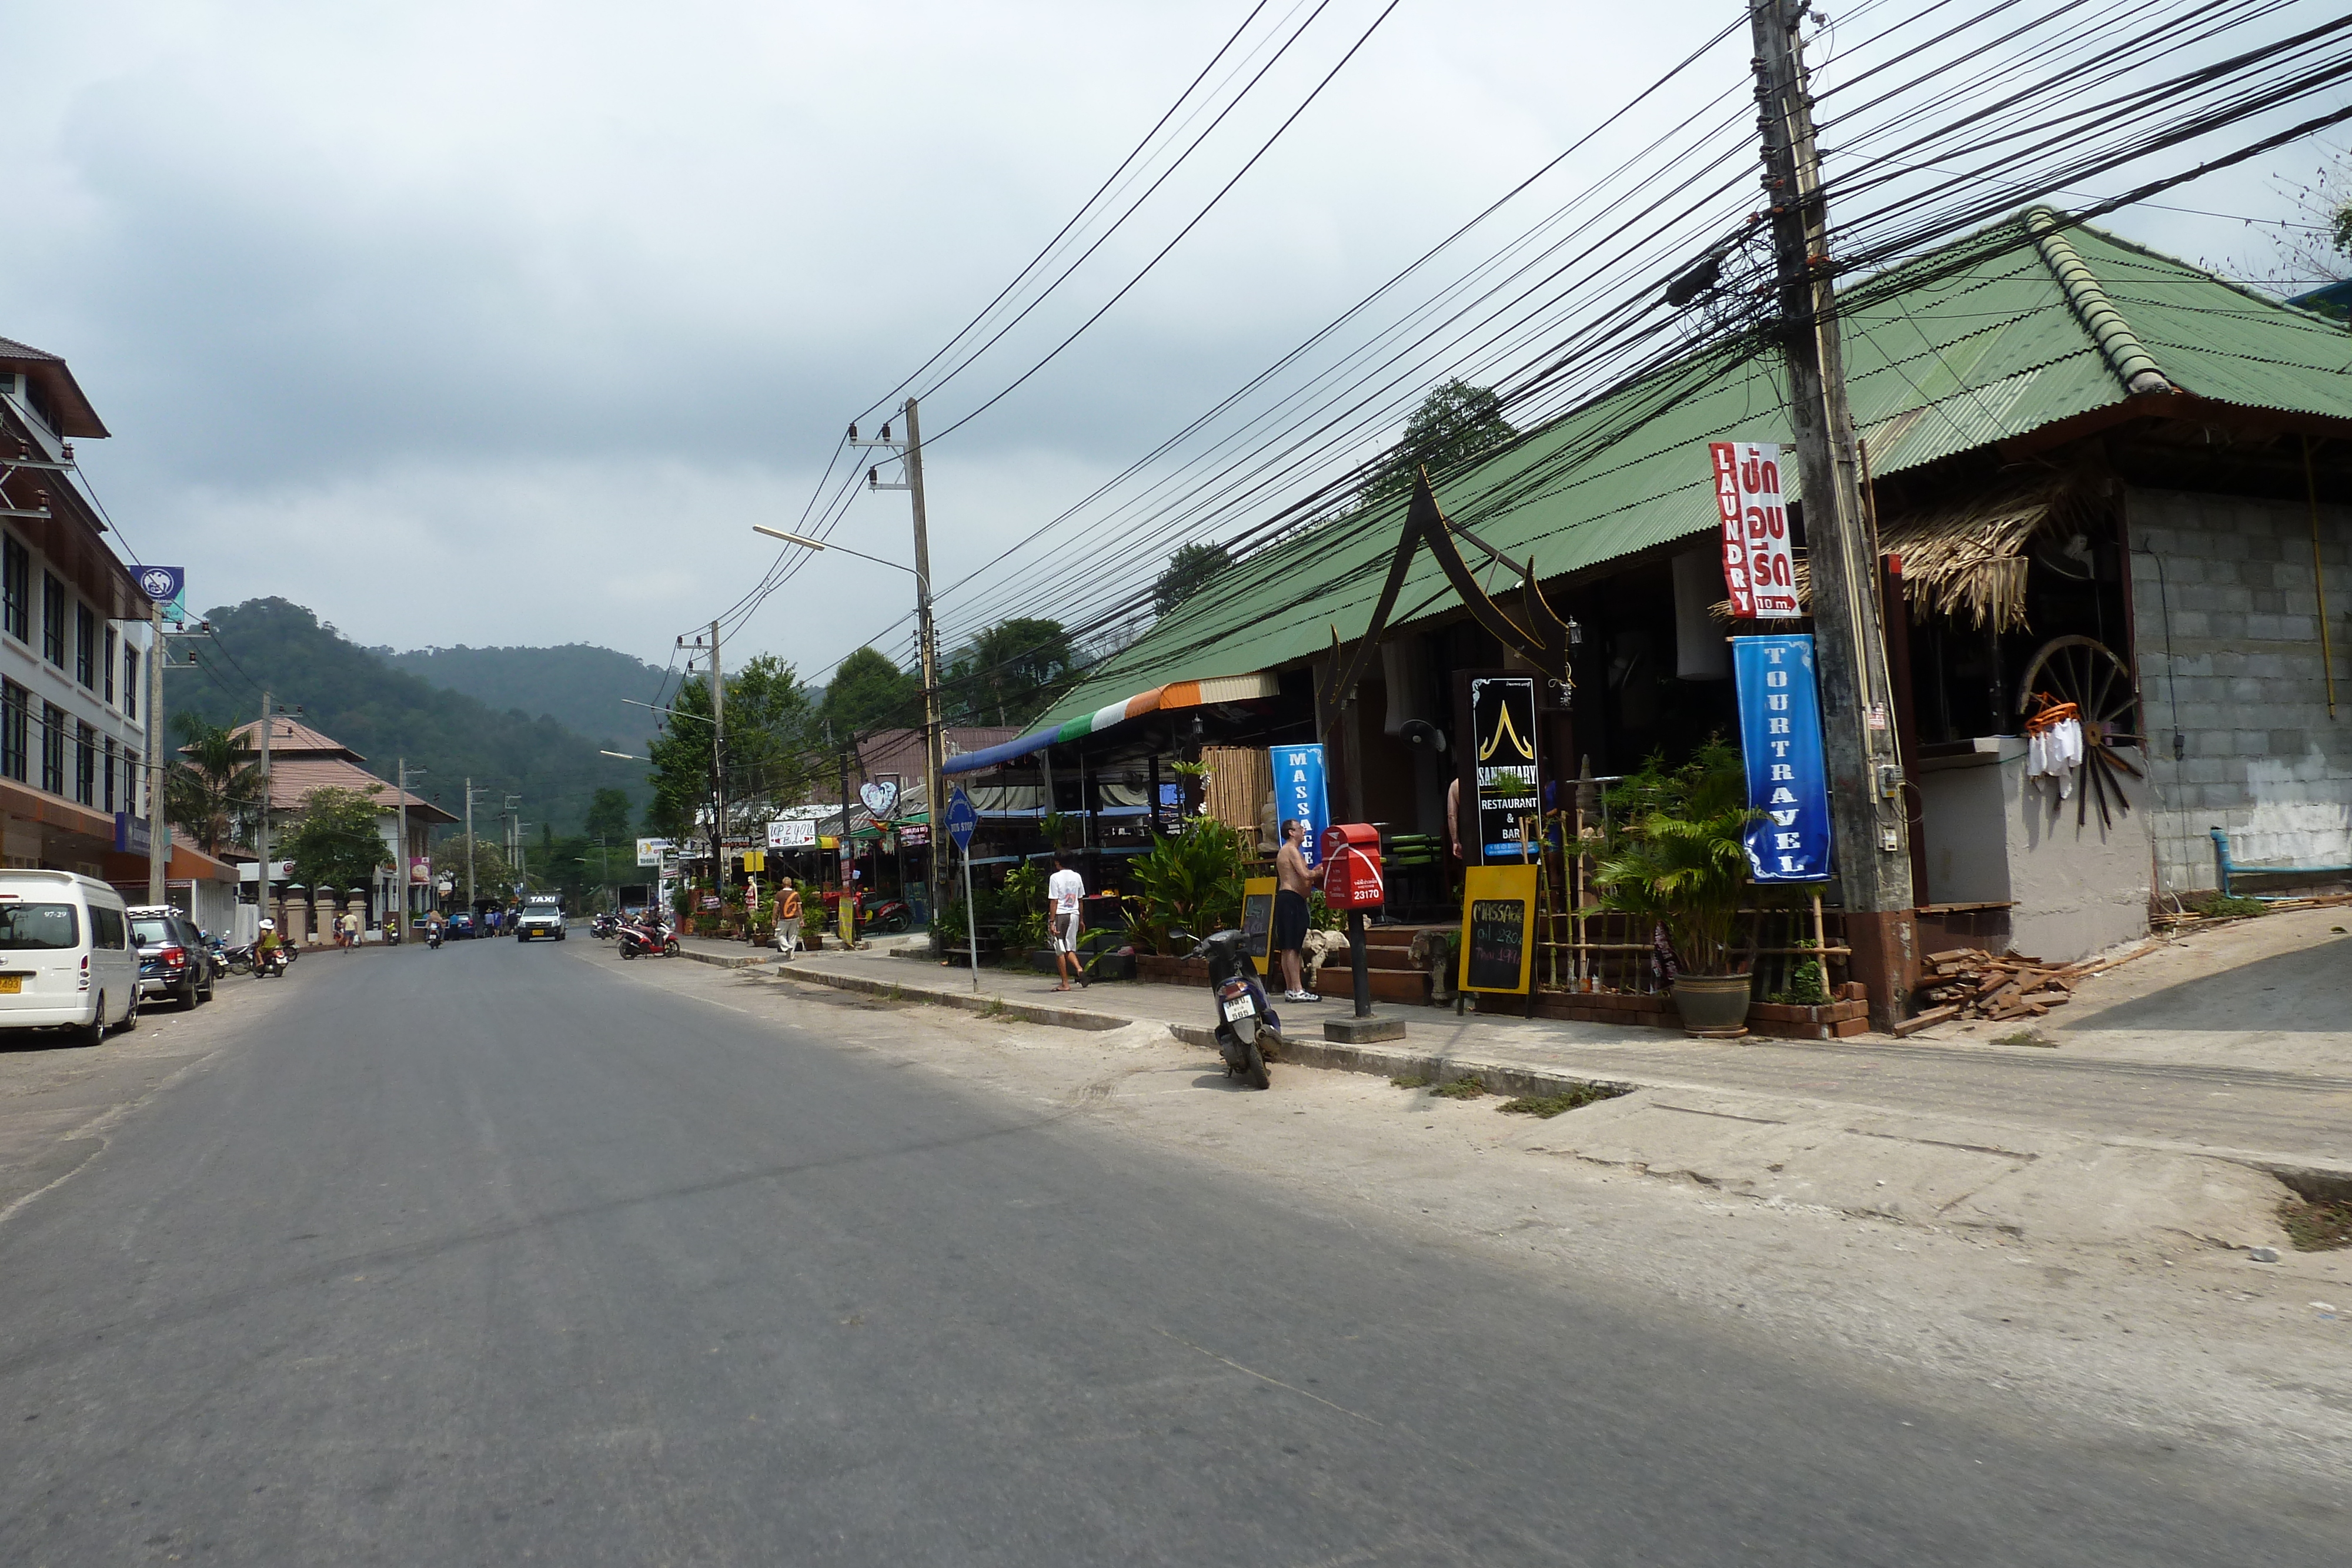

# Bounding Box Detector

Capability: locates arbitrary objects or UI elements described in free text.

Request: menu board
[1458,864,1538,994]
[1240,877,1277,977]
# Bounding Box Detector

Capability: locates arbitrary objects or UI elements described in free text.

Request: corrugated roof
[228,717,362,760]
[263,755,457,823]
[1035,211,2352,730]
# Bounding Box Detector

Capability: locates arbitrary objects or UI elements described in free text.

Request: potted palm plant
[1592,738,1761,1037]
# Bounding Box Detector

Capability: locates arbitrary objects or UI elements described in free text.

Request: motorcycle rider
[256,918,282,975]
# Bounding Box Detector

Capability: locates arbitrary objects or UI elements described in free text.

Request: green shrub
[1123,817,1249,954]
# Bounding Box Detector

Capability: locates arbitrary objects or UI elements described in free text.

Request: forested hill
[169,599,643,837]
[378,642,670,750]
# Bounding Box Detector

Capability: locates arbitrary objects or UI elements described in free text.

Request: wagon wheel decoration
[2014,634,2146,829]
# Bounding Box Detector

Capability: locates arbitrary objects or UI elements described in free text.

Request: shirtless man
[1272,819,1327,1002]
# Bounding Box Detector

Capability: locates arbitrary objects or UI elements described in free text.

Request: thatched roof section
[1715,470,2086,631]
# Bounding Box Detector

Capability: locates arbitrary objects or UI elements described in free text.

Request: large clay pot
[1671,972,1752,1037]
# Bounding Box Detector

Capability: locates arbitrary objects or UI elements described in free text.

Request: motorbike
[1177,928,1278,1089]
[590,912,620,941]
[616,917,680,959]
[426,924,443,951]
[860,897,914,935]
[256,945,290,979]
[222,941,256,976]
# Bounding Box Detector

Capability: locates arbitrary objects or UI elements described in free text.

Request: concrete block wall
[2128,486,2352,895]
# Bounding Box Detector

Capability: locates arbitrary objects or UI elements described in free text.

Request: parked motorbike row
[590,912,680,959]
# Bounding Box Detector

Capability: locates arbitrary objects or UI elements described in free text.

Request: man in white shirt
[1046,853,1087,991]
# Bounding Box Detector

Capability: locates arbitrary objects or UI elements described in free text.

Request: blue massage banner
[1269,743,1330,867]
[1731,634,1833,883]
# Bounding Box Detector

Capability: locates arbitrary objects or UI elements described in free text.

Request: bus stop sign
[946,787,978,854]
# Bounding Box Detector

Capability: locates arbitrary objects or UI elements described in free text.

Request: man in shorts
[1046,853,1087,991]
[773,880,802,959]
[1274,818,1327,1002]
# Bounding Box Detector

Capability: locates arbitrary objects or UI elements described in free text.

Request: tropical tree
[165,714,262,854]
[430,831,514,905]
[643,656,818,839]
[1591,739,1761,978]
[818,646,919,736]
[582,787,633,844]
[1359,379,1516,509]
[282,785,391,892]
[1153,542,1231,618]
[944,617,1076,726]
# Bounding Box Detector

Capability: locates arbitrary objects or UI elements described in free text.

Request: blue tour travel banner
[1269,743,1329,868]
[1731,634,1832,883]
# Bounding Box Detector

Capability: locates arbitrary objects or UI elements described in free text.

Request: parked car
[128,905,218,1009]
[446,912,477,940]
[0,871,140,1044]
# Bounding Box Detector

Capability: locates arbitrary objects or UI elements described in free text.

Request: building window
[75,603,95,689]
[103,627,116,705]
[1,536,25,644]
[40,703,65,794]
[74,723,94,806]
[123,646,138,721]
[41,576,65,668]
[103,737,117,813]
[125,748,140,817]
[0,683,25,781]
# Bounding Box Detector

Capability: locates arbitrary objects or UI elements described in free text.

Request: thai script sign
[1710,441,1799,619]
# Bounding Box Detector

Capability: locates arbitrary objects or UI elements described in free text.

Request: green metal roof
[1037,211,2352,730]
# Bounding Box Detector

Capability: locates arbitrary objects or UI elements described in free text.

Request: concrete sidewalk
[710,937,2352,1197]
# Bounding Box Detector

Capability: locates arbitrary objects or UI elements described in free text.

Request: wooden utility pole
[902,397,946,937]
[1750,0,1915,1025]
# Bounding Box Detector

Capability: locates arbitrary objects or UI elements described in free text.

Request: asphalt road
[0,936,2340,1566]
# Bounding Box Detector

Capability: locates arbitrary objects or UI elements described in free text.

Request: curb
[768,965,1131,1032]
[1166,1021,1638,1102]
[674,947,769,971]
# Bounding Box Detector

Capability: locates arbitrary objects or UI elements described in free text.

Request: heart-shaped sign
[858,779,900,817]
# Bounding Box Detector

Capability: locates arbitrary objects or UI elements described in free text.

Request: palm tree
[166,714,262,854]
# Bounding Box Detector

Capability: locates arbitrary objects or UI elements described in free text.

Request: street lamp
[754,514,945,934]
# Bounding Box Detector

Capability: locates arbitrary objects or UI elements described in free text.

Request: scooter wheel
[1243,1042,1269,1091]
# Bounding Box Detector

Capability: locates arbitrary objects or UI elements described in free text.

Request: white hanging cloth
[2026,714,2084,800]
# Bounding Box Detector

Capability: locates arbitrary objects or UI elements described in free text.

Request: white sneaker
[1285,989,1320,1004]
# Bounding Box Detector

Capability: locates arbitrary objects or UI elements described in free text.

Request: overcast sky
[5,0,2340,680]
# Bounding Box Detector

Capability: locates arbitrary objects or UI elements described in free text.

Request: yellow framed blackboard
[1241,877,1277,976]
[1458,864,1538,994]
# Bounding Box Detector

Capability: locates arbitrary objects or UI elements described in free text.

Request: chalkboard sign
[1458,864,1538,994]
[1241,877,1277,976]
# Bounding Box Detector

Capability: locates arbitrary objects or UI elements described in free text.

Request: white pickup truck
[514,897,568,942]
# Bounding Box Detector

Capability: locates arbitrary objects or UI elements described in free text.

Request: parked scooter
[616,916,680,959]
[590,912,621,941]
[222,942,256,976]
[1175,928,1278,1089]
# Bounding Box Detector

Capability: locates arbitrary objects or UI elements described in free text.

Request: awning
[943,671,1278,775]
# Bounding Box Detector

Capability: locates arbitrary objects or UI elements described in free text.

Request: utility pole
[255,692,273,930]
[709,618,725,895]
[394,759,411,936]
[1750,0,1915,1026]
[464,776,476,914]
[145,606,168,906]
[852,399,946,933]
[902,399,946,937]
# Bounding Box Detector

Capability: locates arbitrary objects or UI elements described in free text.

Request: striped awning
[943,671,1278,775]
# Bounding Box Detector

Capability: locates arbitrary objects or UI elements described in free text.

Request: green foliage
[1122,817,1249,954]
[283,786,391,891]
[583,788,633,844]
[944,618,1077,727]
[1498,1084,1627,1117]
[379,643,672,750]
[165,713,260,854]
[1775,958,1832,1007]
[1592,738,1760,977]
[1360,380,1515,508]
[820,647,920,737]
[2193,892,2269,918]
[432,832,513,904]
[1154,542,1232,618]
[167,599,639,835]
[1431,1075,1488,1099]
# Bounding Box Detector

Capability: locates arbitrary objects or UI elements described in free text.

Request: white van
[0,871,139,1045]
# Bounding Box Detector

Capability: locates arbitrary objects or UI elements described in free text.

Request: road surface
[0,936,2340,1564]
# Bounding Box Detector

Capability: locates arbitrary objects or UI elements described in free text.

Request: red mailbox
[1320,823,1386,912]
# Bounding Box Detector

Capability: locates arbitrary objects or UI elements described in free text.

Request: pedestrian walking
[1047,853,1087,991]
[773,880,803,960]
[1274,818,1327,1002]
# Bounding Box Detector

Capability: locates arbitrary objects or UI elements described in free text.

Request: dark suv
[128,905,217,1009]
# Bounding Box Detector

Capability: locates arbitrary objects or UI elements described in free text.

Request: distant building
[0,335,238,924]
[224,717,457,927]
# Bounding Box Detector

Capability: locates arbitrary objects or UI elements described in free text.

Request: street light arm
[751,524,914,577]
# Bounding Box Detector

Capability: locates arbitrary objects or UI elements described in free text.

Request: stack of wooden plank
[1895,948,2082,1035]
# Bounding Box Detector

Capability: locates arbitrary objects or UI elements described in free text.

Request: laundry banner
[1732,634,1832,882]
[1710,441,1800,619]
[1269,743,1330,868]
[1469,674,1542,861]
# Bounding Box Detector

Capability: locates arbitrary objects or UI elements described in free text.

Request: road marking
[1153,1326,1381,1426]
